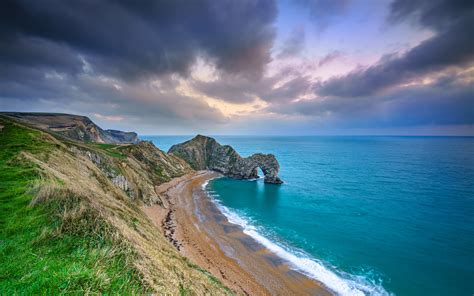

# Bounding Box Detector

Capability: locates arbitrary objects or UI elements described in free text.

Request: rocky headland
[169,135,283,184]
[1,112,139,144]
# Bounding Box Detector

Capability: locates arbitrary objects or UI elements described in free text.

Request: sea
[142,135,474,296]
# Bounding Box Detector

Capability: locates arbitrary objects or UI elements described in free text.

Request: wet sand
[143,171,331,295]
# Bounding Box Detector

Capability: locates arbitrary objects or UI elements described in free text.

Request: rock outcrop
[68,140,193,205]
[105,129,139,144]
[1,112,138,144]
[169,135,283,184]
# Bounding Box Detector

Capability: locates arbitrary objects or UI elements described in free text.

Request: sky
[1,0,473,135]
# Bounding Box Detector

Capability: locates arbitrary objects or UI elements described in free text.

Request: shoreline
[144,171,331,295]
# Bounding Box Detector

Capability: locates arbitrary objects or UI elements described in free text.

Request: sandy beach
[143,171,331,295]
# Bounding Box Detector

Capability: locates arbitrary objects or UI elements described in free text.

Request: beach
[143,171,330,295]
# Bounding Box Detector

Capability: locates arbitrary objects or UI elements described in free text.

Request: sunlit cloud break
[0,0,472,135]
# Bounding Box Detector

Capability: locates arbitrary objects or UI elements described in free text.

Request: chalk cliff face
[1,112,138,144]
[169,135,283,184]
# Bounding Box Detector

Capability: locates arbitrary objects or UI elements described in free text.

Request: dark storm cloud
[388,0,471,30]
[271,79,474,127]
[1,0,471,135]
[0,0,277,80]
[0,36,82,76]
[0,0,277,133]
[316,0,474,97]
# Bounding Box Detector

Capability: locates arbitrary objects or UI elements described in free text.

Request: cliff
[0,114,230,295]
[1,112,139,144]
[169,135,283,184]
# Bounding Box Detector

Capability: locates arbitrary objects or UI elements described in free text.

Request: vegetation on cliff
[0,115,231,295]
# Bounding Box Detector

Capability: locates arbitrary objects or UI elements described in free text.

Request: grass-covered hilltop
[0,113,231,295]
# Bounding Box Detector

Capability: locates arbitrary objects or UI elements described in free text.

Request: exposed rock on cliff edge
[168,135,283,184]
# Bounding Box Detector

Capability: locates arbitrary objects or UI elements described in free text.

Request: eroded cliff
[169,135,283,184]
[1,112,139,144]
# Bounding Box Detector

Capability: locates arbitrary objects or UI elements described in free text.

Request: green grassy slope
[0,119,148,294]
[0,117,233,295]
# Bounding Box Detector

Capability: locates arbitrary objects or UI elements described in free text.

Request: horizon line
[140,134,474,138]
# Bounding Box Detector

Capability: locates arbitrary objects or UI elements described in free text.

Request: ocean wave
[202,181,392,296]
[201,179,211,190]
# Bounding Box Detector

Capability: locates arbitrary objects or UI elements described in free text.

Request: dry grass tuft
[29,180,62,205]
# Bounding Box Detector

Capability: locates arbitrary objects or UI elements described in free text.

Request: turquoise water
[143,136,474,296]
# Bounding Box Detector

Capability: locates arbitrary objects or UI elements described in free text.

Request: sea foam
[202,181,392,296]
[201,179,210,190]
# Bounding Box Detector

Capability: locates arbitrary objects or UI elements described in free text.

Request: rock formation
[69,140,193,204]
[169,135,283,184]
[1,112,138,144]
[105,129,139,144]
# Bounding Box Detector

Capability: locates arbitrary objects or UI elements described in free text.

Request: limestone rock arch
[169,135,283,184]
